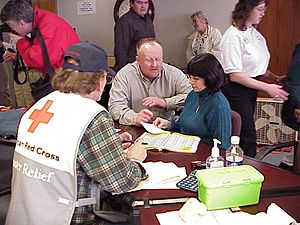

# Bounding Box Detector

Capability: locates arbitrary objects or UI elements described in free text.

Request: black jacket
[114,9,155,70]
[282,43,300,131]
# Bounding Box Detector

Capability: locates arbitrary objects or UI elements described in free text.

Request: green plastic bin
[196,165,264,210]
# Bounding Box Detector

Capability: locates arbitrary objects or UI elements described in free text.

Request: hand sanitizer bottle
[226,136,244,166]
[206,139,224,169]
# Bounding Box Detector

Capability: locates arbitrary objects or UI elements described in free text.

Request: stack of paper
[156,202,297,225]
[130,161,186,191]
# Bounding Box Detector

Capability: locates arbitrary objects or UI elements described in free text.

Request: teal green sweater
[171,89,231,149]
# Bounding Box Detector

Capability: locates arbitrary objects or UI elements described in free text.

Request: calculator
[176,170,198,192]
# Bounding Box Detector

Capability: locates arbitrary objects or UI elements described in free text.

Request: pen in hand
[122,141,133,150]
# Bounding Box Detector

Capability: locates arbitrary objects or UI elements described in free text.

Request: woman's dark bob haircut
[186,53,226,94]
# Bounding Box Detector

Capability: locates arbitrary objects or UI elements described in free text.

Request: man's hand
[143,97,167,108]
[136,109,153,126]
[119,132,133,149]
[3,50,17,61]
[126,139,147,162]
[119,131,132,142]
[295,108,300,123]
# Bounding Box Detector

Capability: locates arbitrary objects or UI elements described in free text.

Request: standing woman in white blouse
[220,0,289,157]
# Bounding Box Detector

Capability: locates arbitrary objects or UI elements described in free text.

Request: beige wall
[58,0,237,68]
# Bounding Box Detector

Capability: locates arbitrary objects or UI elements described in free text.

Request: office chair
[231,110,242,136]
[255,140,300,174]
[254,92,298,172]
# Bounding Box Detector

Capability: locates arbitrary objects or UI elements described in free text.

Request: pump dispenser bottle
[206,139,224,169]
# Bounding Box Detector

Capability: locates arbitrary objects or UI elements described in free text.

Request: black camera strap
[13,28,53,85]
[13,53,28,85]
[33,28,54,78]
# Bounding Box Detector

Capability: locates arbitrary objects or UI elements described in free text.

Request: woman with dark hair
[219,0,289,157]
[153,53,231,149]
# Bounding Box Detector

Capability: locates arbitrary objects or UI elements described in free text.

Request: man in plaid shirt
[5,42,147,225]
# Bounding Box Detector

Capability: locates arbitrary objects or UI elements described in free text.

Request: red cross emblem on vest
[28,100,54,133]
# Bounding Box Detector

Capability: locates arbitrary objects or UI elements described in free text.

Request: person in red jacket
[1,0,80,101]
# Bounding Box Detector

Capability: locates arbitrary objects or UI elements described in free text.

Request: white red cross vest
[5,91,105,225]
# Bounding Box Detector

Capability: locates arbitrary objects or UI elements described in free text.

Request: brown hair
[52,69,106,95]
[232,0,270,30]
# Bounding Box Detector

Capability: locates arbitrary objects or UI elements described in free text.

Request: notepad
[139,132,200,153]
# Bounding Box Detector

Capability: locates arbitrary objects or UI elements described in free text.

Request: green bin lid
[196,165,264,188]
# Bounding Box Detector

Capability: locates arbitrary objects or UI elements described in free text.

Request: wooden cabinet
[32,0,57,14]
[259,0,300,76]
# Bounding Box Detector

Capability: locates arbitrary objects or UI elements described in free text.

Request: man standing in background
[0,33,11,105]
[1,0,80,101]
[114,0,155,71]
[282,43,300,132]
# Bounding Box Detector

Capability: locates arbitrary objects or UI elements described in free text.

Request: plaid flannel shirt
[72,111,142,224]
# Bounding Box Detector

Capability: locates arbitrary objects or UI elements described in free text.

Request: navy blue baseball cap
[63,42,115,76]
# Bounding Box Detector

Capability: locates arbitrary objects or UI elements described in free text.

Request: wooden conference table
[1,124,299,223]
[139,195,300,224]
[116,124,300,224]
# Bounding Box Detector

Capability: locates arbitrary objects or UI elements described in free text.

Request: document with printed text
[139,132,200,153]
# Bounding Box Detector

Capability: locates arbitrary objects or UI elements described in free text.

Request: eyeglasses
[187,75,202,82]
[140,57,163,64]
[256,6,267,12]
[99,70,114,84]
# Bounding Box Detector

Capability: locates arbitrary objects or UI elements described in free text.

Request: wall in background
[152,0,234,67]
[57,0,236,68]
[0,1,8,12]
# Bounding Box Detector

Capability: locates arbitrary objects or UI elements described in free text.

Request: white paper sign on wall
[77,0,96,16]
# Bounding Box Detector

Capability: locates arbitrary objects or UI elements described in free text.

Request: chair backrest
[255,140,300,175]
[231,110,242,136]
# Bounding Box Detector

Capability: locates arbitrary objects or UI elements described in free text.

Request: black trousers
[223,81,258,157]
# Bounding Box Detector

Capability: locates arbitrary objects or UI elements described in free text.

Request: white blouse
[220,25,270,77]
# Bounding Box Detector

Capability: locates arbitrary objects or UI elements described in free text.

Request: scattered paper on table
[141,122,168,134]
[130,161,186,191]
[156,203,297,225]
[156,208,231,225]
